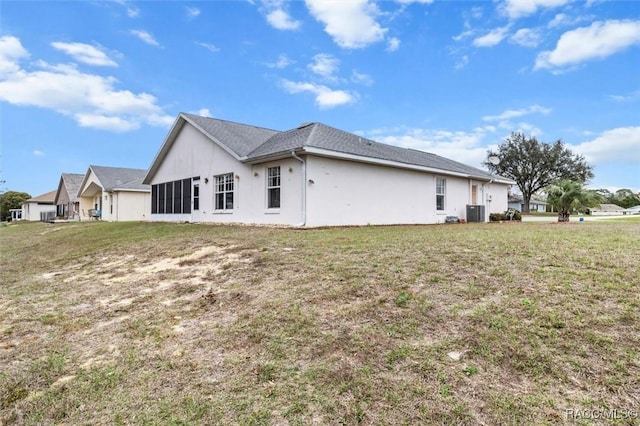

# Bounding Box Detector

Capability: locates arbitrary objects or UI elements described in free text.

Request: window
[436,177,446,211]
[193,184,199,211]
[215,173,234,210]
[267,166,281,209]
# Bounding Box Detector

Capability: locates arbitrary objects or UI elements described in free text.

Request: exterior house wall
[304,157,508,227]
[148,123,303,225]
[111,191,150,221]
[22,202,56,221]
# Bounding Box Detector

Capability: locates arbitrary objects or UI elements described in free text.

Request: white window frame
[266,166,281,209]
[436,177,446,211]
[214,173,234,211]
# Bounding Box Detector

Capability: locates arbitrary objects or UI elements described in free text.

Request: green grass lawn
[1,220,638,425]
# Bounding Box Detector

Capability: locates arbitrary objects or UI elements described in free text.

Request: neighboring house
[508,194,547,213]
[77,165,151,222]
[143,113,514,227]
[588,204,626,216]
[21,190,57,221]
[622,205,640,215]
[54,173,84,220]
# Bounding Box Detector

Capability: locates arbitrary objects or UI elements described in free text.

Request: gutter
[291,151,306,227]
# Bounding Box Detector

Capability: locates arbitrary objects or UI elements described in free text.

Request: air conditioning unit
[466,204,486,223]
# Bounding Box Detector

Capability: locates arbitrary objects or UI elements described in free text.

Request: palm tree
[546,180,601,222]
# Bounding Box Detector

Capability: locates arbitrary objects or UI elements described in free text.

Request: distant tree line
[0,191,32,221]
[485,132,638,222]
[589,188,640,209]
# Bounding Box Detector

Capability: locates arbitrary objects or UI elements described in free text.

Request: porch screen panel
[158,183,166,214]
[166,181,174,214]
[182,178,191,214]
[173,180,182,214]
[151,184,158,214]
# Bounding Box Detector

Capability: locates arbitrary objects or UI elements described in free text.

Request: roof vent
[297,122,314,129]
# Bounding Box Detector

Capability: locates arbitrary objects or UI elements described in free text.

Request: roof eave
[247,146,512,181]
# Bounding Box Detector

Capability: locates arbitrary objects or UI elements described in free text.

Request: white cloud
[266,54,294,69]
[197,42,220,53]
[305,0,387,49]
[281,79,357,108]
[362,125,496,167]
[351,70,373,86]
[75,114,140,132]
[473,26,510,47]
[455,55,469,70]
[483,105,552,122]
[396,0,434,4]
[510,28,542,47]
[608,90,640,102]
[115,0,140,18]
[196,108,212,117]
[308,53,339,80]
[32,150,45,157]
[267,9,301,30]
[0,36,173,132]
[51,42,117,67]
[186,7,200,18]
[548,13,569,28]
[535,20,640,71]
[572,127,640,164]
[499,0,572,20]
[386,37,401,52]
[130,30,160,46]
[259,0,301,31]
[0,36,29,75]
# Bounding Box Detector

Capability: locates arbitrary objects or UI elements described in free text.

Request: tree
[0,191,31,221]
[485,132,594,213]
[614,189,640,208]
[547,180,600,222]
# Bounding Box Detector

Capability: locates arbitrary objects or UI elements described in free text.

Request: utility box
[466,204,485,223]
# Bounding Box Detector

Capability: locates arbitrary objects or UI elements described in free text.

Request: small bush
[489,210,522,222]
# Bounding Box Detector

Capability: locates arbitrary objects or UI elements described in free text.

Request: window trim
[266,166,281,210]
[214,173,235,211]
[436,177,446,211]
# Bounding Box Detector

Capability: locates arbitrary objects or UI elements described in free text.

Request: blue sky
[1,0,638,197]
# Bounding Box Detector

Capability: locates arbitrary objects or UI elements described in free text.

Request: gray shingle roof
[146,113,514,183]
[248,122,499,179]
[90,166,150,191]
[60,173,84,202]
[182,113,278,158]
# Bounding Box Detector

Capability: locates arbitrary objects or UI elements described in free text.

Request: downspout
[291,151,306,227]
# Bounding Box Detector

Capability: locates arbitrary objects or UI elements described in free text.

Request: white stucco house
[587,204,627,216]
[77,165,150,222]
[143,113,514,227]
[21,190,57,221]
[508,194,547,213]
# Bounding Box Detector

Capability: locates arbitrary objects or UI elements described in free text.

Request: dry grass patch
[1,220,639,425]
